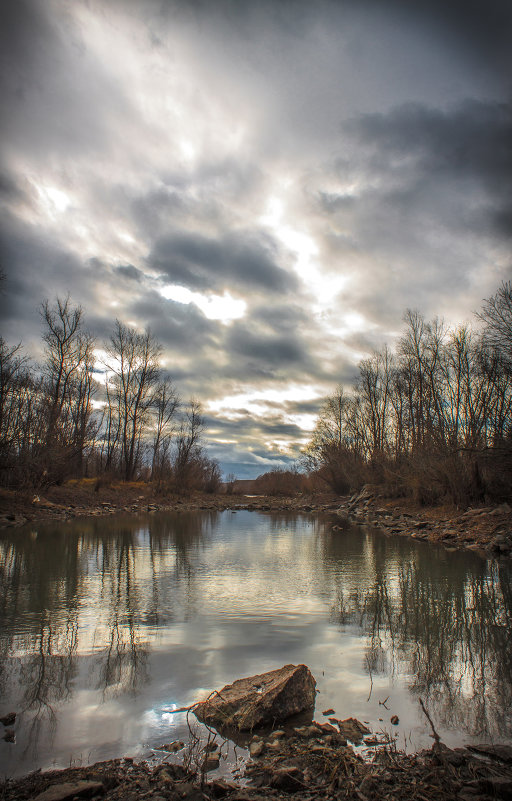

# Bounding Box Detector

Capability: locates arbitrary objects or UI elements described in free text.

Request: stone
[322,708,335,716]
[202,754,220,772]
[437,745,469,767]
[249,741,265,758]
[467,743,512,763]
[304,725,323,738]
[270,766,305,791]
[33,781,104,801]
[390,715,399,725]
[194,664,316,731]
[210,779,240,798]
[266,740,282,750]
[330,717,371,743]
[0,712,15,726]
[315,722,338,734]
[161,740,185,752]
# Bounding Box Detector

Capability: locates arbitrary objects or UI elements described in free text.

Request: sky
[1,0,511,479]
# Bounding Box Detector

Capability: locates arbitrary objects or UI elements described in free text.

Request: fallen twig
[419,697,441,753]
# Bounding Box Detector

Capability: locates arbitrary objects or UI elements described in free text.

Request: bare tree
[151,377,180,484]
[478,282,512,369]
[104,321,161,481]
[39,297,96,479]
[303,387,362,493]
[0,339,29,478]
[173,399,204,492]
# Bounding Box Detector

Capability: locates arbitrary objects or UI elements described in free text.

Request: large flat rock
[194,664,316,731]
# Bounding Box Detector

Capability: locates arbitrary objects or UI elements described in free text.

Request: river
[0,509,511,777]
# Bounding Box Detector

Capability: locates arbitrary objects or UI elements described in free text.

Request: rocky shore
[335,485,512,557]
[0,486,341,530]
[1,483,510,557]
[3,720,512,801]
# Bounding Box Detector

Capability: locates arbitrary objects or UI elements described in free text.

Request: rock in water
[329,717,371,744]
[194,664,316,731]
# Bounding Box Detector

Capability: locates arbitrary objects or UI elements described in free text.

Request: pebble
[249,741,265,758]
[202,754,220,772]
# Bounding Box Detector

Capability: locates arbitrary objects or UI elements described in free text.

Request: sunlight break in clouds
[259,191,350,313]
[159,285,247,323]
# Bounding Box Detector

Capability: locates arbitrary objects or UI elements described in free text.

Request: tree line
[304,283,512,505]
[0,296,221,491]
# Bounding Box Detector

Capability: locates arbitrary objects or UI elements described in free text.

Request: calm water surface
[0,509,511,777]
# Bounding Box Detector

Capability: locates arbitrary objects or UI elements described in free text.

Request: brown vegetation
[304,283,512,507]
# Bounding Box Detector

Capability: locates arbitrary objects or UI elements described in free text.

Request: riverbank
[0,483,341,528]
[1,481,510,557]
[335,485,512,557]
[2,725,512,801]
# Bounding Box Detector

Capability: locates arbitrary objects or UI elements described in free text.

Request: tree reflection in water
[0,511,216,735]
[329,530,512,739]
[93,529,149,697]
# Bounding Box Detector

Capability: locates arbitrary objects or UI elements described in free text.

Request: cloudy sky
[1,0,511,478]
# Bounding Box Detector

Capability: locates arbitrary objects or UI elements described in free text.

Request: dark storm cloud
[0,170,31,207]
[129,186,187,241]
[350,100,512,192]
[114,264,144,282]
[252,302,310,332]
[150,230,297,294]
[226,326,307,368]
[354,99,512,242]
[205,414,304,441]
[379,0,512,79]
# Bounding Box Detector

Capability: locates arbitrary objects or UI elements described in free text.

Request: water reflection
[325,530,512,739]
[0,511,510,776]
